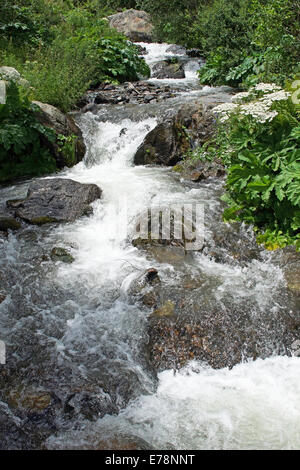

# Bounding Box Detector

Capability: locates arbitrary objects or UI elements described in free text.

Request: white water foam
[46,356,300,450]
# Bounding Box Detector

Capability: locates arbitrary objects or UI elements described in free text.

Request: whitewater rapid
[0,41,299,451]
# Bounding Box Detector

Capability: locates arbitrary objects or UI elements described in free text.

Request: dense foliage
[190,84,300,250]
[0,0,149,182]
[0,82,57,183]
[137,0,300,88]
[0,0,149,112]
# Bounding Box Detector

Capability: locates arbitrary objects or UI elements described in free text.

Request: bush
[208,83,300,250]
[198,0,300,87]
[0,81,57,183]
[136,0,202,45]
[0,2,150,112]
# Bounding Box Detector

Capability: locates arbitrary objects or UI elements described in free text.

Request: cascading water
[0,42,299,450]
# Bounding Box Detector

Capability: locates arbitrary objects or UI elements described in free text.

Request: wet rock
[7,178,102,225]
[134,120,182,166]
[152,60,185,79]
[273,248,300,296]
[108,9,154,42]
[166,44,187,55]
[0,216,21,231]
[78,81,183,109]
[136,44,148,55]
[147,297,297,372]
[50,247,75,264]
[32,101,86,168]
[174,158,226,182]
[186,48,202,57]
[291,340,300,357]
[206,222,262,265]
[119,127,127,136]
[96,435,152,450]
[94,93,119,105]
[80,102,97,114]
[64,391,117,421]
[152,300,175,318]
[144,94,156,103]
[134,103,215,166]
[127,268,161,308]
[145,268,160,284]
[8,388,52,412]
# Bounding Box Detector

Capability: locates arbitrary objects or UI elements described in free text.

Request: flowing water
[0,43,299,450]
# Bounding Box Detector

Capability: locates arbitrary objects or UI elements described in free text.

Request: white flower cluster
[261,90,291,105]
[211,102,238,122]
[231,92,250,103]
[213,83,291,124]
[239,102,278,123]
[254,83,282,93]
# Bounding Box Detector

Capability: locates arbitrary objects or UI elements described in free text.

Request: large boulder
[0,66,21,82]
[152,60,185,79]
[108,9,154,42]
[7,178,102,225]
[33,101,86,168]
[133,103,216,166]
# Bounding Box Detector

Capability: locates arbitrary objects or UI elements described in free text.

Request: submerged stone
[0,216,21,231]
[50,247,75,264]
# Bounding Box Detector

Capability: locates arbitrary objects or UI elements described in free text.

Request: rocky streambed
[0,42,300,450]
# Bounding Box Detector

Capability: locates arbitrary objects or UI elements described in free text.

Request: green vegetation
[0,0,149,182]
[137,0,299,88]
[189,85,300,250]
[0,81,57,183]
[0,0,149,112]
[138,0,299,249]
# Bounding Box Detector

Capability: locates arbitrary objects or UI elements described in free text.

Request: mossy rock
[152,300,175,318]
[50,247,75,263]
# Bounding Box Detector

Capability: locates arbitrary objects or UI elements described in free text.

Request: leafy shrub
[198,0,300,87]
[0,81,57,183]
[136,0,202,45]
[0,2,149,112]
[209,83,300,250]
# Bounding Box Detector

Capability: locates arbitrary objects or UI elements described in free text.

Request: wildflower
[231,92,250,103]
[239,101,278,123]
[253,83,282,94]
[262,90,291,105]
[211,102,238,121]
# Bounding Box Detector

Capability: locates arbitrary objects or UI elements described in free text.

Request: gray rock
[134,103,215,166]
[108,9,154,42]
[166,44,187,55]
[186,48,202,57]
[0,66,30,87]
[32,101,86,168]
[7,178,102,225]
[152,60,185,79]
